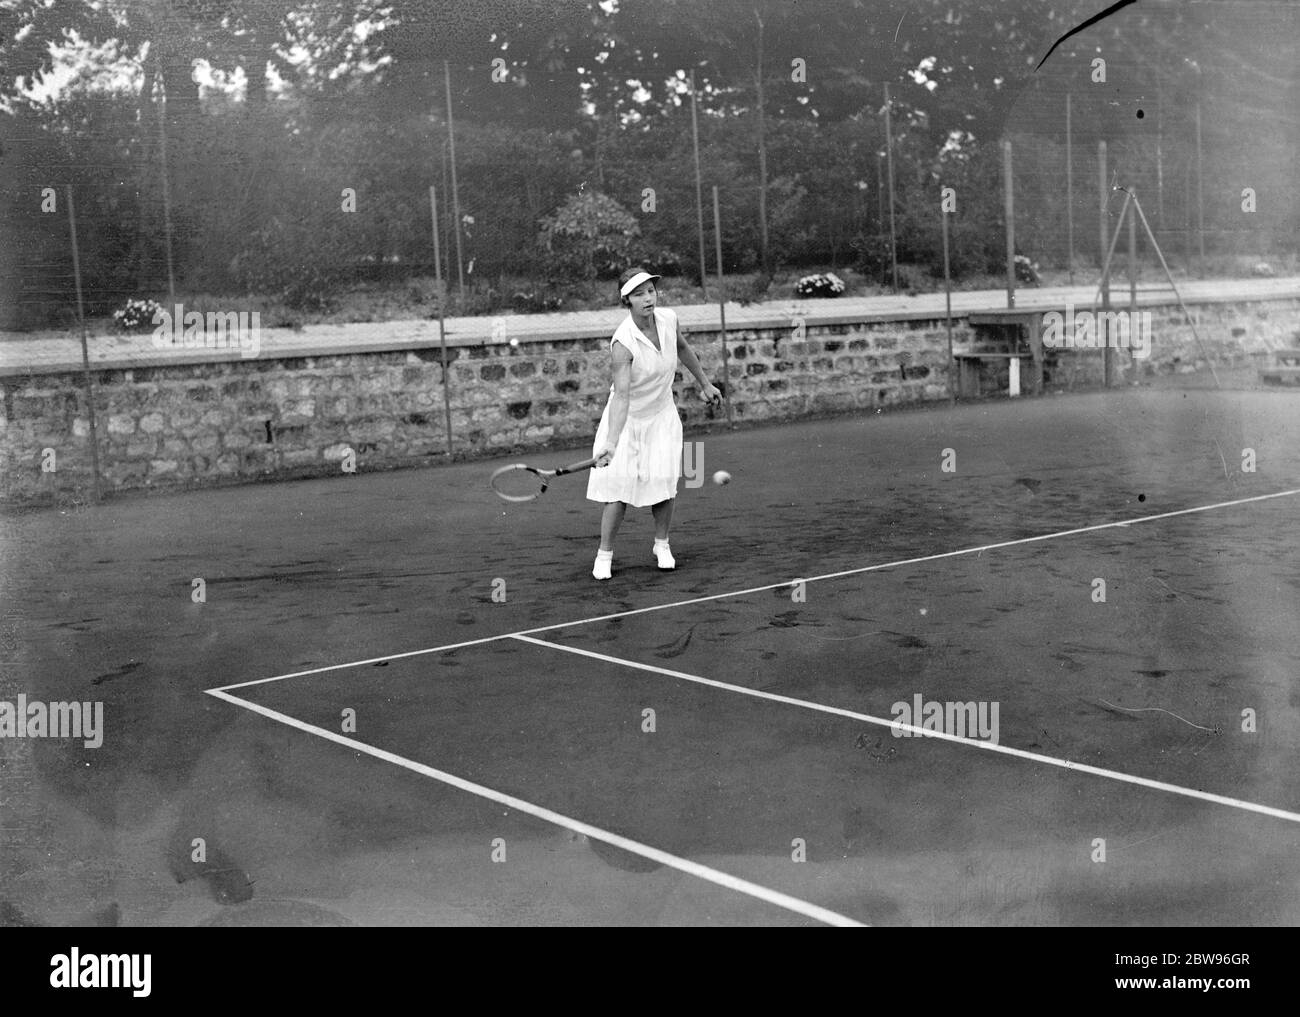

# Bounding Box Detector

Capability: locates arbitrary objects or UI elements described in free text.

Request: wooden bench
[964,310,1047,397]
[952,351,1034,398]
[1260,348,1300,385]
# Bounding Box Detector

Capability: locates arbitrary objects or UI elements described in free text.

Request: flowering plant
[794,272,846,298]
[112,298,164,331]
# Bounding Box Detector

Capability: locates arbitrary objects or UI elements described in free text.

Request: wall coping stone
[3,278,1297,378]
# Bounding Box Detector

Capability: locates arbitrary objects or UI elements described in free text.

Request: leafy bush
[511,290,565,313]
[112,298,164,332]
[636,245,685,278]
[538,191,641,282]
[794,272,846,298]
[230,216,349,310]
[928,216,1000,280]
[851,233,893,283]
[896,264,931,293]
[1014,254,1040,285]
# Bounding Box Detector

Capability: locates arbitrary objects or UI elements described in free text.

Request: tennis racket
[490,456,599,502]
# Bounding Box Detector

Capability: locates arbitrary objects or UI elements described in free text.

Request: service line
[212,486,1300,693]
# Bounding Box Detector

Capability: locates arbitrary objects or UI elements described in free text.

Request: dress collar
[627,308,661,351]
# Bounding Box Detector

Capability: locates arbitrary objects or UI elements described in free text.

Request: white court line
[508,487,1300,638]
[214,634,511,692]
[204,688,867,928]
[511,635,1300,827]
[212,486,1300,693]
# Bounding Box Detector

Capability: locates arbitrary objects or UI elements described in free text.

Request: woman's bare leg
[600,502,627,551]
[651,498,675,542]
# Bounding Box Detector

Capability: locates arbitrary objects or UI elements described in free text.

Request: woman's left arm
[676,328,707,386]
[676,323,723,404]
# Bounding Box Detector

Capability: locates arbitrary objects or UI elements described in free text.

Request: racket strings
[491,465,547,501]
[488,457,595,501]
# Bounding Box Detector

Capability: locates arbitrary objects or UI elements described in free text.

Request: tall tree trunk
[150,32,197,294]
[245,39,269,113]
[138,45,156,115]
[136,49,158,292]
[241,4,286,115]
[754,10,770,278]
[156,42,200,138]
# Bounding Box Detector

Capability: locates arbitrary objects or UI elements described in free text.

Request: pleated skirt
[586,398,683,507]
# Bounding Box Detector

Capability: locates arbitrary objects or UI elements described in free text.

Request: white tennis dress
[586,307,683,507]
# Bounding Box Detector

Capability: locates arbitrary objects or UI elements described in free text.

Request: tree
[538,190,641,282]
[363,0,601,128]
[594,0,885,276]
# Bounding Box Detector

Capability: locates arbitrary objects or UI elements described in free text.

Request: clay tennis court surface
[4,382,1299,926]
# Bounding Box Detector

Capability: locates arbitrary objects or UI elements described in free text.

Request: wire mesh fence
[2,19,1296,335]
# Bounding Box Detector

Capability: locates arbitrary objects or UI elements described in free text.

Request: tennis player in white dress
[589,268,722,580]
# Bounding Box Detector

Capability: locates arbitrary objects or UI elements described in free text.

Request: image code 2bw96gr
[1114,954,1251,967]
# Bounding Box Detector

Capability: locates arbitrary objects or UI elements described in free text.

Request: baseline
[204,687,869,927]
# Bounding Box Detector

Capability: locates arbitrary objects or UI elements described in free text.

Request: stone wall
[960,299,1299,393]
[3,296,1297,505]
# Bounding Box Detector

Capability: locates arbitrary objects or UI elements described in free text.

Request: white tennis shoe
[593,549,613,580]
[652,540,675,570]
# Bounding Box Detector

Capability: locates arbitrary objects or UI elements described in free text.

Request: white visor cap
[619,271,662,298]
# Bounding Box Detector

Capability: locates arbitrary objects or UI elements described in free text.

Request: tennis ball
[508,337,520,347]
[712,470,731,486]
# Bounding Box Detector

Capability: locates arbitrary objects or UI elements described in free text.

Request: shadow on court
[3,385,1300,925]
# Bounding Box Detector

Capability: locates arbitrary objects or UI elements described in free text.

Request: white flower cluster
[112,298,164,331]
[794,272,847,298]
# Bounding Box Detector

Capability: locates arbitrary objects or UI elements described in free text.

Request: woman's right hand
[594,445,617,467]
